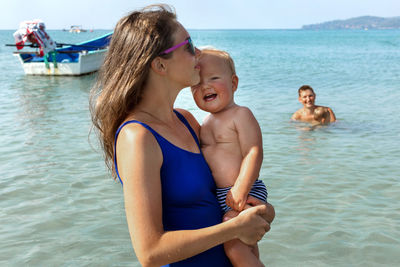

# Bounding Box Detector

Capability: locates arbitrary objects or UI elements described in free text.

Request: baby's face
[191,53,237,113]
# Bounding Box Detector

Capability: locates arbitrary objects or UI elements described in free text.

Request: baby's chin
[195,104,217,114]
[205,105,231,114]
[196,105,213,113]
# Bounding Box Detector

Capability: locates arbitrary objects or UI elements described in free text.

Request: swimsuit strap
[173,110,201,151]
[113,110,201,185]
[114,119,157,185]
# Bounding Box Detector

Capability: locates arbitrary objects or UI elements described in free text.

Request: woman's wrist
[223,212,242,239]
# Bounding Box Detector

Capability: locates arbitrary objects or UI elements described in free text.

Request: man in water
[291,85,336,124]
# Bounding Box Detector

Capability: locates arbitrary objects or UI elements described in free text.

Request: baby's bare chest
[200,121,238,146]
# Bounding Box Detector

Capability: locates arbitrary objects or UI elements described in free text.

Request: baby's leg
[223,210,265,267]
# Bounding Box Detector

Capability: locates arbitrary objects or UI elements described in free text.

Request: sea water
[0,29,399,266]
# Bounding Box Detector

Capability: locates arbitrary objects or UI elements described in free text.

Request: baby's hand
[246,195,264,207]
[226,187,247,212]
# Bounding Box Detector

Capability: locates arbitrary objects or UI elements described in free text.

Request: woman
[91,5,272,267]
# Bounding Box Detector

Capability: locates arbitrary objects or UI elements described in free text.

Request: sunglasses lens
[188,38,195,55]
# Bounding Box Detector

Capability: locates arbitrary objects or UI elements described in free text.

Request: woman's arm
[226,107,263,212]
[117,123,269,267]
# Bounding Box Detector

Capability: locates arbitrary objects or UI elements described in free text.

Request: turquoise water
[1,29,399,266]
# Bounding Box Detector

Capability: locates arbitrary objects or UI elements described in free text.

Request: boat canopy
[13,20,56,56]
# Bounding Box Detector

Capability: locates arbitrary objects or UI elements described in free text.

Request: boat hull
[14,49,107,76]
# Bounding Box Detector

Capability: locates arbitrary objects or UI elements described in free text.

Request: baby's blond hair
[200,47,236,75]
[314,107,329,121]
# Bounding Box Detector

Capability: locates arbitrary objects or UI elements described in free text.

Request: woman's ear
[232,74,239,92]
[151,57,167,75]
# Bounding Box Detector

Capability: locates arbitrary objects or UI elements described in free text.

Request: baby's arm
[327,107,336,122]
[226,107,263,212]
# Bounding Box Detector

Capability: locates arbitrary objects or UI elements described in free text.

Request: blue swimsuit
[114,110,232,267]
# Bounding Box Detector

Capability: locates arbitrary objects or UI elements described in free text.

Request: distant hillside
[302,16,400,30]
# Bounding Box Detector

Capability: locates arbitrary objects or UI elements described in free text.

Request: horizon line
[0,28,302,31]
[2,27,400,31]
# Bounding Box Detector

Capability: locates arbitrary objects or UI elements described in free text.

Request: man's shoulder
[291,109,302,120]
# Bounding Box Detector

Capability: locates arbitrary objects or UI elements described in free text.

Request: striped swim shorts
[216,179,268,214]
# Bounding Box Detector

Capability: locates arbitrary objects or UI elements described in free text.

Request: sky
[1,0,400,30]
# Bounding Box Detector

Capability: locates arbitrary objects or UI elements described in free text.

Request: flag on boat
[13,19,56,57]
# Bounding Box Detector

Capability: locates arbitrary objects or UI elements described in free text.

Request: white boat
[69,25,87,33]
[13,32,112,76]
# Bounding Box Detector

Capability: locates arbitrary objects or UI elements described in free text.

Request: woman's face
[165,23,201,88]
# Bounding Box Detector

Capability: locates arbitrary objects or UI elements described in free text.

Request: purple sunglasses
[159,37,195,56]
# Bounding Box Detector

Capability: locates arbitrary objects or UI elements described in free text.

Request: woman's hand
[246,196,275,224]
[232,205,271,245]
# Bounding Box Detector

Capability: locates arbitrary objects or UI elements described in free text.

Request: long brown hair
[90,4,177,178]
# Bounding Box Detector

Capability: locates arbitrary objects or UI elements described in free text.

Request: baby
[191,48,274,267]
[313,106,330,125]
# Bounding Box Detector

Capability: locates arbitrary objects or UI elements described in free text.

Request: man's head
[298,85,316,109]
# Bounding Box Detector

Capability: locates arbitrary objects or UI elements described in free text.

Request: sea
[0,29,399,266]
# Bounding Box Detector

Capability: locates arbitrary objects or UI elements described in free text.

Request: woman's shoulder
[117,120,159,149]
[115,120,163,184]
